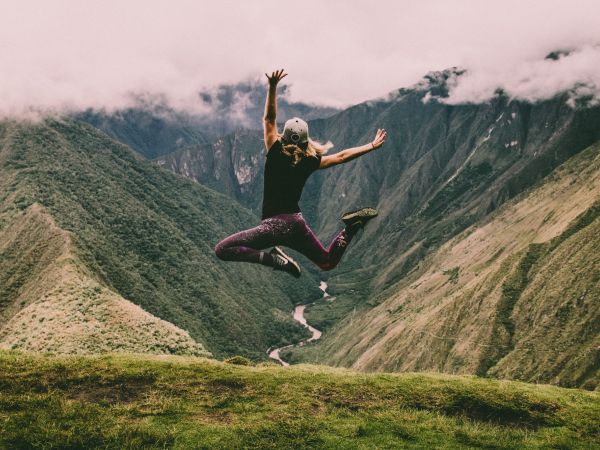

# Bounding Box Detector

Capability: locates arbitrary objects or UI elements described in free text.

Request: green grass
[0,351,598,449]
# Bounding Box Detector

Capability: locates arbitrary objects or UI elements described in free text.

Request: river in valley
[267,281,333,366]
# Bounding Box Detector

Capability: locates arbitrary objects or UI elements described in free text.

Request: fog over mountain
[75,79,340,158]
[2,0,600,117]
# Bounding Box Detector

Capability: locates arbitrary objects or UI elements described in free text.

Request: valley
[268,280,331,366]
[1,71,598,390]
[145,75,600,388]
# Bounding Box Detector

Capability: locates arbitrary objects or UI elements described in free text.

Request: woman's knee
[214,240,229,260]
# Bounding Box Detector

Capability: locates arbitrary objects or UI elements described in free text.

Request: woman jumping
[214,69,387,277]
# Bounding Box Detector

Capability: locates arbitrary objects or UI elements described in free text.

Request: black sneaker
[270,246,301,278]
[341,207,378,232]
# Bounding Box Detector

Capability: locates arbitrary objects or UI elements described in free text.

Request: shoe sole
[341,207,378,225]
[273,246,301,278]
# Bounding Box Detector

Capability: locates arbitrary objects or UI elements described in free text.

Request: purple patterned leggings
[214,212,353,271]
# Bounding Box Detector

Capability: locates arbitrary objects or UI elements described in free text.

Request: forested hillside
[0,119,320,359]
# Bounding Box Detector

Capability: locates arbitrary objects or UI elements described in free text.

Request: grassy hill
[1,350,598,449]
[0,119,321,359]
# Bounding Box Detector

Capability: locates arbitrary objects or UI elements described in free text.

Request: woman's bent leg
[214,222,279,266]
[215,213,356,271]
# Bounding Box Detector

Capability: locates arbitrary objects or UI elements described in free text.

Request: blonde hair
[279,135,334,166]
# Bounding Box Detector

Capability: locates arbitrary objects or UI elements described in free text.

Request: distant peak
[421,67,466,87]
[389,67,466,103]
[545,49,572,61]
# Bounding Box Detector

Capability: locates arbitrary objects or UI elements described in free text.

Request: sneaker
[341,207,378,232]
[270,246,301,278]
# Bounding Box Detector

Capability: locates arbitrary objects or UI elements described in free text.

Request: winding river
[267,281,333,366]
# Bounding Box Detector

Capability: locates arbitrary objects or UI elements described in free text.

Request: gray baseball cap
[282,117,308,145]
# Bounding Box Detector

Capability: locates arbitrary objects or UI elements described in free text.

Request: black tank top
[261,140,321,219]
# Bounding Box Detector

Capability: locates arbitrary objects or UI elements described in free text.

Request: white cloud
[444,45,600,105]
[0,0,599,117]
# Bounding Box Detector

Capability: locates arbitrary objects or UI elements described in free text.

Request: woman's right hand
[265,69,287,87]
[371,128,387,149]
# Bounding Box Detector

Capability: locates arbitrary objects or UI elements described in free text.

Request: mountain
[155,72,600,387]
[0,203,209,357]
[2,350,599,449]
[285,142,600,389]
[157,73,600,296]
[3,67,598,388]
[0,119,321,359]
[78,79,340,159]
[155,128,266,216]
[76,106,211,159]
[195,79,341,136]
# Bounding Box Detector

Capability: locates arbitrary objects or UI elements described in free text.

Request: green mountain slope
[0,203,210,356]
[77,107,211,159]
[307,91,600,306]
[0,119,321,359]
[287,142,600,389]
[1,351,598,449]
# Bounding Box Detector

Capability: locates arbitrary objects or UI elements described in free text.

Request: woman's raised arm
[319,128,387,169]
[263,69,287,151]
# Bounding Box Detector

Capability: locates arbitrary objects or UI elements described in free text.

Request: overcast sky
[1,0,600,116]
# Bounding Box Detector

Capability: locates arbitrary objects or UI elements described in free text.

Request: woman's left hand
[265,69,288,87]
[371,128,387,149]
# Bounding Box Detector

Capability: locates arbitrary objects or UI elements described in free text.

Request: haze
[1,0,600,116]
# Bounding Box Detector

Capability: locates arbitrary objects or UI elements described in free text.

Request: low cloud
[444,45,600,105]
[1,0,599,118]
